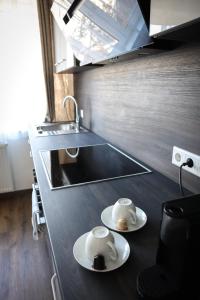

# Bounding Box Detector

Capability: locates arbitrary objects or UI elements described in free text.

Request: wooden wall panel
[74,43,200,193]
[54,73,74,121]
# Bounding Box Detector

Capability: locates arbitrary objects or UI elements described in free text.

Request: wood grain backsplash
[74,43,200,193]
[54,73,74,121]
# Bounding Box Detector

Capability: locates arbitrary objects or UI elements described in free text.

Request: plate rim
[101,205,147,233]
[73,231,130,272]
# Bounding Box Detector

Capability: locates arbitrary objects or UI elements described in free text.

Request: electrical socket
[172,146,200,177]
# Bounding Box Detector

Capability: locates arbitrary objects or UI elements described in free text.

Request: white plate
[101,206,147,233]
[73,231,130,272]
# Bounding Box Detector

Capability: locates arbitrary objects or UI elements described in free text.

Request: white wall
[0,0,47,191]
[7,133,33,191]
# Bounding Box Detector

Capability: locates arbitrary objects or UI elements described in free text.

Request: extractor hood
[51,0,154,66]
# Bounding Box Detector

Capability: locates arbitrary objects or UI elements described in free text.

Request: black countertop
[29,129,183,300]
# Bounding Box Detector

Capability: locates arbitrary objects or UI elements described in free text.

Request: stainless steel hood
[51,0,153,65]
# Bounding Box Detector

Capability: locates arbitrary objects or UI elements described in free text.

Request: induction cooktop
[40,143,151,189]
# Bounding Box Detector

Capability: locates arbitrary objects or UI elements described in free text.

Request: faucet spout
[63,95,79,131]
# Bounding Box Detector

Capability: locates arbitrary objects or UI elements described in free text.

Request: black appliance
[137,194,200,299]
[40,143,151,189]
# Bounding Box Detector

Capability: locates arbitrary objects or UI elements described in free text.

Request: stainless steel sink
[36,122,88,136]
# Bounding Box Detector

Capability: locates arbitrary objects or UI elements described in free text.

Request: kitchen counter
[29,129,184,300]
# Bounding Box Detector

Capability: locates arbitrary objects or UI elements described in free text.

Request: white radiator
[0,143,14,193]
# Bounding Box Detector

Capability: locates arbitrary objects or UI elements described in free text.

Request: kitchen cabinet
[31,167,62,299]
[149,0,200,41]
[29,127,188,300]
[51,0,200,72]
[52,4,101,74]
[47,232,62,300]
[53,18,76,73]
[51,0,179,70]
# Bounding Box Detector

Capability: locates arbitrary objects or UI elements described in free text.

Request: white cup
[112,198,137,228]
[85,226,118,263]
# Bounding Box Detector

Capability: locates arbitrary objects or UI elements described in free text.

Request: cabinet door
[52,9,75,72]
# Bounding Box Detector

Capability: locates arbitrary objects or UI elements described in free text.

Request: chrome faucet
[63,95,79,132]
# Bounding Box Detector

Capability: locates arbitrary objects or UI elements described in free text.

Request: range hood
[51,0,154,66]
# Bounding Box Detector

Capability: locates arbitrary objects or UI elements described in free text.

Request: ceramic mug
[112,198,137,228]
[85,226,118,263]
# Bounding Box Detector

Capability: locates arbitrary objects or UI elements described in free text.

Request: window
[0,0,47,133]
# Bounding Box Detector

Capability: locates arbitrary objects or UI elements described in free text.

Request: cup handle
[129,209,137,224]
[107,241,117,261]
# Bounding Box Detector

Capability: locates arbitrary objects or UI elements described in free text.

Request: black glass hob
[40,144,151,189]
